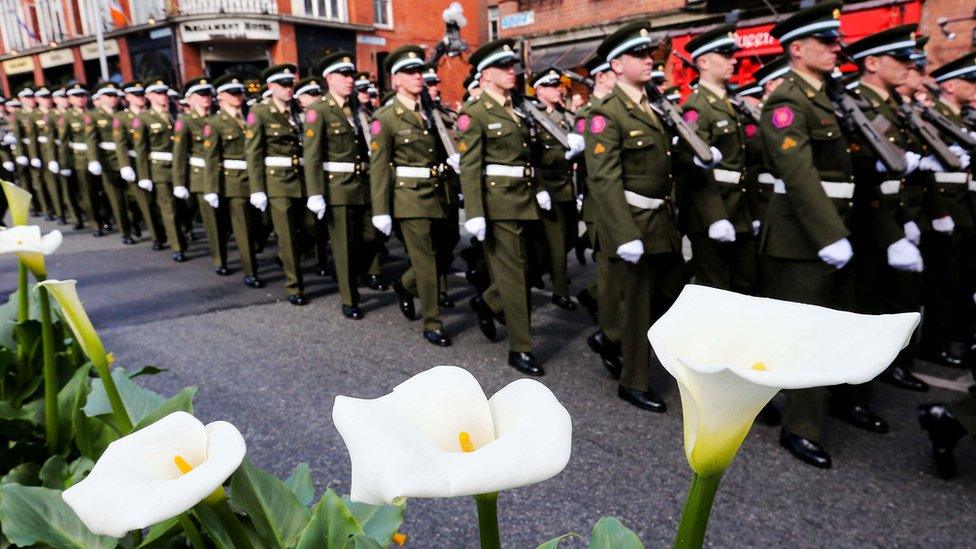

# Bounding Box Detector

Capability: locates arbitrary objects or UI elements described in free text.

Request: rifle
[889,90,962,171]
[824,74,907,176]
[920,83,976,149]
[725,86,762,124]
[349,93,373,150]
[420,87,458,157]
[511,91,571,149]
[645,83,714,164]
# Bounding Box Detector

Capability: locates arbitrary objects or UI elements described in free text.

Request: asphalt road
[3,217,974,547]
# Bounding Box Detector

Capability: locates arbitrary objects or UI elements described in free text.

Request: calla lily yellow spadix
[648,285,920,548]
[0,179,33,227]
[0,225,62,278]
[62,411,246,538]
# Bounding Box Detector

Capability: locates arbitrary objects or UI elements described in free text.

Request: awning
[528,40,600,72]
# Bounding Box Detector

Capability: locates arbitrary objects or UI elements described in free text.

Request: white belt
[773,180,855,199]
[98,142,116,151]
[395,166,441,178]
[879,180,901,195]
[485,164,532,178]
[127,150,137,158]
[757,173,777,186]
[36,136,49,144]
[713,168,742,184]
[265,156,300,167]
[624,190,664,210]
[322,161,359,173]
[223,159,247,170]
[150,151,173,161]
[970,179,976,192]
[935,172,970,184]
[21,138,29,144]
[189,156,206,168]
[69,142,88,151]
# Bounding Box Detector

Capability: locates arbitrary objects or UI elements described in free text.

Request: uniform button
[848,201,853,207]
[428,148,433,153]
[270,170,275,175]
[826,132,833,137]
[423,131,428,135]
[636,141,643,146]
[404,139,410,143]
[490,181,495,186]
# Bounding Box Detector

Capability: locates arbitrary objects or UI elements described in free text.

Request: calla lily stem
[177,513,206,549]
[37,283,58,454]
[206,489,253,549]
[474,492,501,549]
[675,472,724,549]
[15,263,28,382]
[90,351,132,434]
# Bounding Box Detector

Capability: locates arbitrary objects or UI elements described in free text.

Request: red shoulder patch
[132,117,141,129]
[744,123,757,139]
[306,109,317,123]
[174,119,184,132]
[112,117,121,129]
[575,118,585,133]
[83,115,92,125]
[457,114,471,132]
[589,115,606,134]
[370,120,382,135]
[246,112,256,126]
[203,124,212,137]
[683,109,699,124]
[771,106,794,129]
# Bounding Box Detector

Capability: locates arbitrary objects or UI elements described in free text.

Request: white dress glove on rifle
[306,194,326,219]
[818,238,853,269]
[903,221,921,246]
[1,133,16,146]
[249,192,268,212]
[752,219,761,236]
[932,215,954,234]
[204,193,220,209]
[60,168,71,177]
[29,158,41,168]
[137,179,153,192]
[616,239,644,264]
[15,156,28,166]
[707,219,736,242]
[446,153,460,174]
[576,195,583,212]
[564,132,585,160]
[87,161,102,175]
[47,160,60,174]
[2,161,13,172]
[918,155,944,173]
[464,216,486,241]
[535,190,552,211]
[948,144,971,170]
[879,151,920,174]
[173,186,189,200]
[371,214,393,236]
[119,166,136,182]
[693,146,723,169]
[887,237,924,272]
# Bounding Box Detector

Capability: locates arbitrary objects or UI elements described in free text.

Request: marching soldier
[369,45,454,345]
[680,25,758,294]
[203,75,264,289]
[584,22,688,410]
[62,84,106,235]
[116,80,166,249]
[86,82,134,244]
[295,76,323,109]
[52,87,83,230]
[34,87,65,225]
[459,39,546,375]
[13,87,49,215]
[245,64,310,305]
[293,75,333,278]
[751,56,790,221]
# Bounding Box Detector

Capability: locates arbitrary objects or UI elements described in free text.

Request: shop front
[179,17,281,80]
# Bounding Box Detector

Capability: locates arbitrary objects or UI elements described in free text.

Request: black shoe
[508,351,544,376]
[756,402,782,426]
[918,347,965,368]
[424,329,452,347]
[342,305,364,320]
[73,222,85,230]
[151,241,167,251]
[316,267,329,277]
[214,266,231,276]
[828,403,888,434]
[171,251,186,262]
[287,294,307,306]
[102,223,113,233]
[779,430,832,469]
[392,280,416,320]
[879,366,929,392]
[551,294,578,311]
[244,276,264,289]
[92,229,105,238]
[918,403,967,479]
[469,296,496,341]
[587,331,622,379]
[438,292,455,308]
[56,216,67,225]
[577,289,598,321]
[122,236,136,245]
[366,275,388,291]
[574,241,587,265]
[131,224,142,238]
[617,385,666,413]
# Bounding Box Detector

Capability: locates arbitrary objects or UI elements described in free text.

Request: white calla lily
[0,179,33,226]
[0,225,62,277]
[333,366,572,505]
[62,411,246,538]
[649,284,920,476]
[35,279,105,366]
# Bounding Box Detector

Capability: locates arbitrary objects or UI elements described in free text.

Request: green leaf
[0,399,42,439]
[131,387,198,432]
[128,365,167,378]
[192,506,235,549]
[57,363,93,454]
[0,288,42,350]
[74,412,121,462]
[342,495,405,546]
[1,462,40,486]
[285,463,314,507]
[39,456,68,489]
[84,367,165,425]
[229,458,310,547]
[0,484,117,548]
[587,517,643,549]
[349,535,385,549]
[63,457,94,490]
[136,517,180,549]
[536,533,582,548]
[295,489,364,549]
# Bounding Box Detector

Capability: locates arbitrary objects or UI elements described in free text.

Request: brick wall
[918,0,976,69]
[494,0,684,38]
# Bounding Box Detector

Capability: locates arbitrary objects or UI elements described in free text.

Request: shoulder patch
[771,106,794,129]
[457,114,471,132]
[203,124,212,137]
[575,118,585,133]
[744,123,757,139]
[593,143,606,154]
[589,115,606,135]
[83,115,92,125]
[370,141,379,151]
[683,109,699,124]
[306,129,315,137]
[246,112,256,126]
[307,109,317,123]
[112,117,121,129]
[132,117,140,129]
[781,136,797,150]
[174,119,184,132]
[245,129,254,139]
[370,120,382,135]
[458,141,469,152]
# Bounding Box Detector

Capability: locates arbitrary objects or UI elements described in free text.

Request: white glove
[2,161,13,172]
[752,219,761,236]
[887,237,924,272]
[880,152,920,174]
[932,215,955,234]
[59,168,71,177]
[249,191,268,212]
[535,190,552,211]
[903,221,921,245]
[693,146,722,169]
[306,194,326,220]
[87,160,102,175]
[576,195,583,212]
[204,193,220,209]
[120,166,136,182]
[137,179,153,192]
[1,133,15,146]
[564,132,585,159]
[29,158,41,168]
[464,216,486,241]
[616,239,644,264]
[918,155,944,173]
[173,185,189,200]
[948,144,970,170]
[372,214,393,236]
[818,238,853,269]
[15,155,28,166]
[708,219,736,243]
[47,160,59,174]
[446,153,460,174]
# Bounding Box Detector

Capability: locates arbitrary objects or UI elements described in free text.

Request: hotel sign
[180,19,280,43]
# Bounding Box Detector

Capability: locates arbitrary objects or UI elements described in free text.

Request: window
[130,0,168,25]
[0,0,34,51]
[296,0,347,21]
[34,0,68,44]
[488,6,499,41]
[373,0,391,28]
[77,0,111,36]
